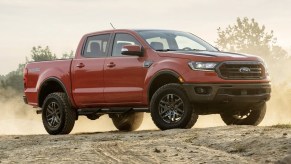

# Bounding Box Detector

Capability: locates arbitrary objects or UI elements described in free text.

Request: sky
[0,0,291,75]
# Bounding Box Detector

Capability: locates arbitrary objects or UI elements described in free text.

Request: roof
[84,29,186,36]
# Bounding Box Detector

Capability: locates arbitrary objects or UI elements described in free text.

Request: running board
[77,107,149,115]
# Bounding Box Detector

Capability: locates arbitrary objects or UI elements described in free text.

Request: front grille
[217,61,265,80]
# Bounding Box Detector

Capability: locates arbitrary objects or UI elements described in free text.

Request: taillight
[23,68,28,89]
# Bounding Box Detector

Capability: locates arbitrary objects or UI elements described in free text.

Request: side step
[78,107,149,115]
[36,108,149,115]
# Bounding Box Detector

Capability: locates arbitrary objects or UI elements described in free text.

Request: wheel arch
[147,70,182,103]
[38,77,72,108]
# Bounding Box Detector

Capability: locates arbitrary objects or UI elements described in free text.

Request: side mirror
[121,45,143,57]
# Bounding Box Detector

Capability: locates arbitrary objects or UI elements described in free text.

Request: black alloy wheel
[42,92,76,135]
[220,102,266,125]
[150,84,198,130]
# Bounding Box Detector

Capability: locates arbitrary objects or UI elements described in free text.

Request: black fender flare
[147,70,181,103]
[38,77,73,107]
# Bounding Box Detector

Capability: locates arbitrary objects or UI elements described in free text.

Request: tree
[0,75,6,90]
[61,50,74,59]
[31,46,57,62]
[216,17,288,60]
[0,64,25,92]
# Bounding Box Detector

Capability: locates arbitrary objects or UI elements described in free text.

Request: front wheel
[150,84,196,130]
[42,92,76,135]
[220,102,266,125]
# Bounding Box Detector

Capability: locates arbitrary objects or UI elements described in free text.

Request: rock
[265,159,271,163]
[154,148,161,153]
[243,152,254,156]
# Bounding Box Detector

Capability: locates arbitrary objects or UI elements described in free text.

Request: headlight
[188,62,218,71]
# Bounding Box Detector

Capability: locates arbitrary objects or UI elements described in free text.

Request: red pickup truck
[23,29,271,135]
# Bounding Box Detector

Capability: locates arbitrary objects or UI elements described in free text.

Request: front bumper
[183,83,271,103]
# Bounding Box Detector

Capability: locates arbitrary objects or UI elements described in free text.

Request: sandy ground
[0,126,290,164]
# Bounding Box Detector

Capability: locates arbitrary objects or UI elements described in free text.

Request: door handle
[76,63,85,68]
[107,62,116,68]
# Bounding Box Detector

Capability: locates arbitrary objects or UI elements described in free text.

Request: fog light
[195,87,211,94]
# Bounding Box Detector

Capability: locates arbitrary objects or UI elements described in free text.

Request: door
[104,33,146,104]
[71,34,111,107]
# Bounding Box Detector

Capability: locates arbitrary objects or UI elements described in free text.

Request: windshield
[136,30,217,52]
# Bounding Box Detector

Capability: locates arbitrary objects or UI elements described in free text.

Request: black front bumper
[183,83,271,103]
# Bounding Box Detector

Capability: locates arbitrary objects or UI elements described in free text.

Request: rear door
[103,33,147,104]
[71,34,111,107]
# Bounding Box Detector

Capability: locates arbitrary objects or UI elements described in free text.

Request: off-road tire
[42,92,76,135]
[150,83,195,130]
[220,102,266,125]
[185,112,199,129]
[110,112,144,131]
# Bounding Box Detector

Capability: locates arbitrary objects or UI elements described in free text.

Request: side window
[83,34,110,58]
[112,33,141,56]
[146,37,169,50]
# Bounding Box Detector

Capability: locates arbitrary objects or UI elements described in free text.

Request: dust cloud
[0,88,45,135]
[1,59,291,135]
[0,88,118,135]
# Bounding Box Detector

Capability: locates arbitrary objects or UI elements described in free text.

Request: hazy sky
[1,0,291,75]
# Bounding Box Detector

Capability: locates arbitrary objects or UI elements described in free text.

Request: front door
[71,34,110,107]
[103,33,146,104]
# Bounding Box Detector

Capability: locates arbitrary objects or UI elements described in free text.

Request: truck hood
[158,50,262,61]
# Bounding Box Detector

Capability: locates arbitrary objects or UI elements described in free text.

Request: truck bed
[24,59,73,107]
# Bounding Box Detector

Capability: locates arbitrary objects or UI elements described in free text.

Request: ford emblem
[239,67,251,73]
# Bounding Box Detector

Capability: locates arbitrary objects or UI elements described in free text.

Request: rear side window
[83,34,110,58]
[112,33,141,56]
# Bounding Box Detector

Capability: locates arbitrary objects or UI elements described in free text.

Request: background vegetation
[0,46,74,93]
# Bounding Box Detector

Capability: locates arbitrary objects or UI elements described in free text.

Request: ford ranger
[23,29,271,135]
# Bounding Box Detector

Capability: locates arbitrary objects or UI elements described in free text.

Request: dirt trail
[0,126,290,163]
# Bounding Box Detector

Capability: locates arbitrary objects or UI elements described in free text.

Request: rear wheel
[110,112,144,131]
[220,102,266,125]
[150,84,196,130]
[42,92,76,135]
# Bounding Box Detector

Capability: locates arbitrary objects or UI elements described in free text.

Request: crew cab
[23,29,271,135]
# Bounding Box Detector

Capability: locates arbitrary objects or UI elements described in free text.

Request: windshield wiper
[191,49,205,51]
[180,48,205,51]
[155,49,177,52]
